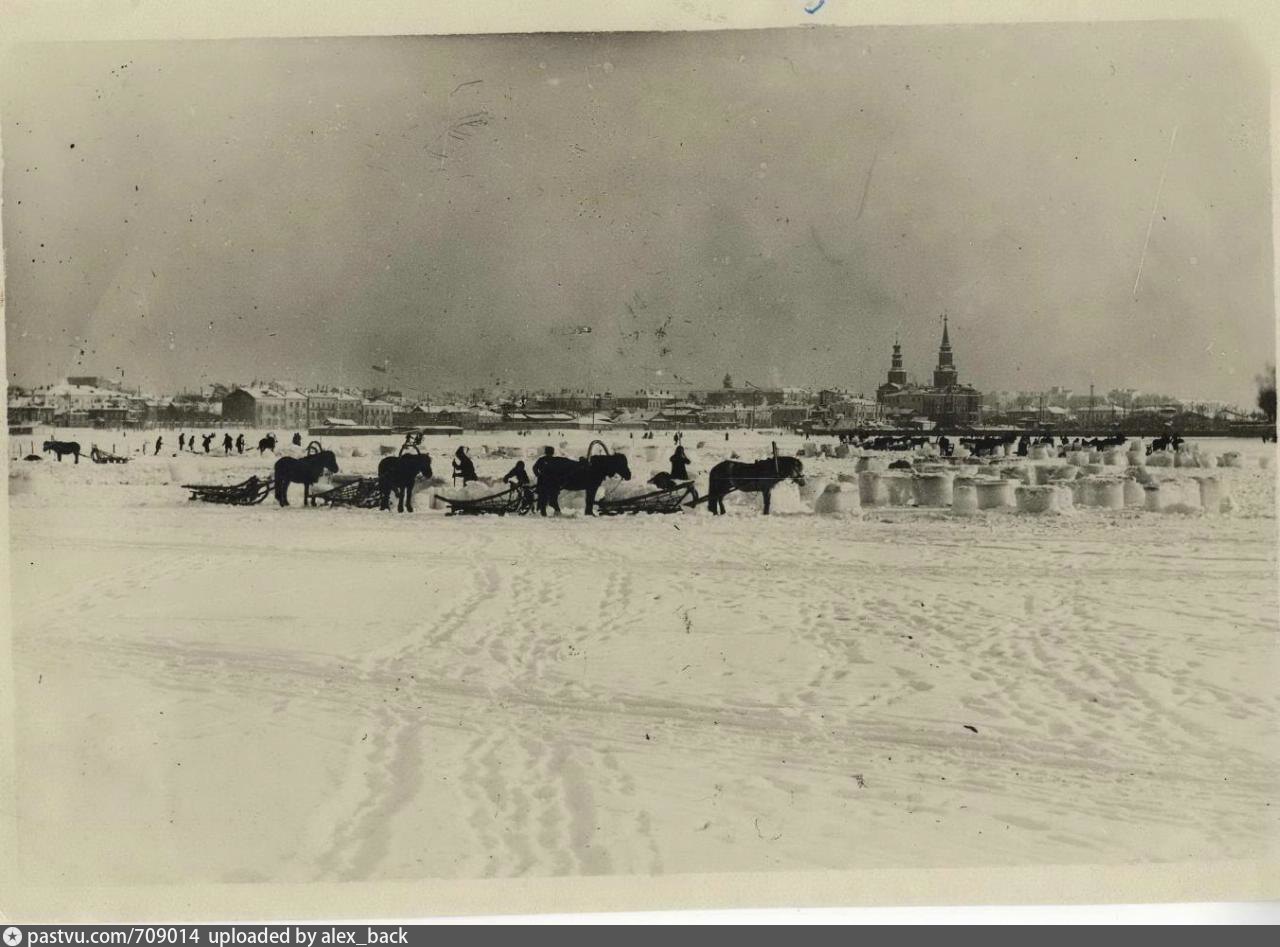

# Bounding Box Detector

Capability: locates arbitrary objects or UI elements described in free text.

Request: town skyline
[5,310,1269,417]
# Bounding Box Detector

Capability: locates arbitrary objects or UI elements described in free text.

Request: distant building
[814,389,883,426]
[360,400,394,428]
[221,387,307,429]
[7,396,55,427]
[615,390,678,411]
[532,389,617,413]
[305,392,363,427]
[768,404,811,428]
[696,386,785,407]
[875,317,982,426]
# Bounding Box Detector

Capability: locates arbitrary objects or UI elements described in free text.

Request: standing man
[532,445,555,481]
[670,441,691,481]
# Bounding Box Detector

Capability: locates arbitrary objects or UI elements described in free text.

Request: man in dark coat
[532,446,555,481]
[235,434,245,454]
[223,433,234,454]
[669,444,691,480]
[453,446,478,485]
[502,460,530,486]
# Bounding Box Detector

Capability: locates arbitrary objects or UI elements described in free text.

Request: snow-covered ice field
[6,428,1278,885]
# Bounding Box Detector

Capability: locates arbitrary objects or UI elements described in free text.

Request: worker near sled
[532,445,556,481]
[453,445,479,485]
[669,442,691,480]
[502,460,530,487]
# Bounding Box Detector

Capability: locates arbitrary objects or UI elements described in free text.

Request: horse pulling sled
[441,484,536,516]
[183,476,274,505]
[313,475,383,509]
[596,481,698,515]
[90,446,130,465]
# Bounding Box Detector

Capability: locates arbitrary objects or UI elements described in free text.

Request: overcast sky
[1,23,1272,403]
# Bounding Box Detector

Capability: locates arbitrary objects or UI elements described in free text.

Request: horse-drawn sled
[440,484,536,516]
[183,476,274,505]
[596,479,698,515]
[90,446,130,465]
[313,475,383,509]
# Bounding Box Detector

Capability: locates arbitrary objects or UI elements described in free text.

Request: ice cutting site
[8,429,1278,882]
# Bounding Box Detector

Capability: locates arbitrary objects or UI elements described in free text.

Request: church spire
[933,314,958,387]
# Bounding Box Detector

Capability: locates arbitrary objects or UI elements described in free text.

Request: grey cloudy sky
[1,23,1272,403]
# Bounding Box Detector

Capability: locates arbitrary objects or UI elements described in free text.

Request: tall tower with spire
[886,335,908,387]
[933,314,958,388]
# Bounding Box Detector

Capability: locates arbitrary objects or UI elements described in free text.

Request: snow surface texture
[6,430,1279,884]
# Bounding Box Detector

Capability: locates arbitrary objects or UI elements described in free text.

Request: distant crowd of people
[147,432,250,456]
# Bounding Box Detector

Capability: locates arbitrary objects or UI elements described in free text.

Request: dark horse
[534,443,631,515]
[273,443,339,507]
[377,453,434,513]
[43,439,81,463]
[705,455,804,515]
[258,433,277,455]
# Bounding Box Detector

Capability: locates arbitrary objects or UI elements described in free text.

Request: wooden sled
[596,482,698,515]
[313,476,383,509]
[183,476,274,505]
[441,485,535,516]
[90,446,130,464]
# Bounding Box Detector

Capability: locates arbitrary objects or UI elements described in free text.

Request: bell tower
[886,335,908,387]
[933,314,958,388]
